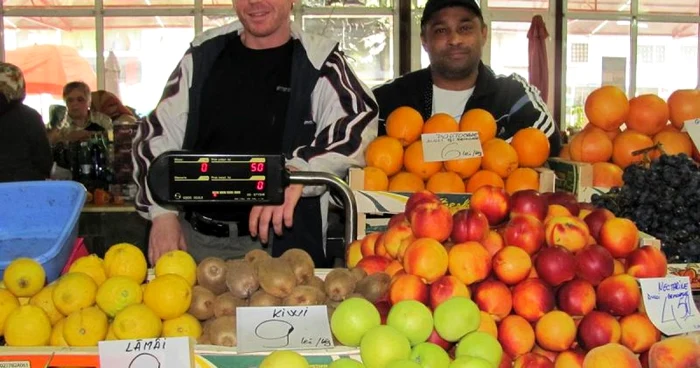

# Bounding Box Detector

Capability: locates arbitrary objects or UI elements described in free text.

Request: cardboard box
[547,158,593,201]
[667,263,700,291]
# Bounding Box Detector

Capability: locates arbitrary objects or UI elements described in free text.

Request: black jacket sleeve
[27,107,53,179]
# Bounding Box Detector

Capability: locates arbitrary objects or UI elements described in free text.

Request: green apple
[386,360,422,368]
[360,325,412,368]
[328,358,365,368]
[455,331,503,367]
[387,300,434,346]
[449,356,493,368]
[410,342,451,368]
[331,297,381,347]
[432,296,480,342]
[259,350,309,368]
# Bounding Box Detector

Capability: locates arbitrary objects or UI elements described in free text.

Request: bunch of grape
[591,154,700,263]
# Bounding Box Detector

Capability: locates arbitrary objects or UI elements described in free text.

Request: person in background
[373,0,561,155]
[0,62,52,182]
[48,81,113,145]
[132,0,378,266]
[90,90,137,125]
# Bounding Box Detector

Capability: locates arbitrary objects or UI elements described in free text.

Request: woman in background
[0,62,52,182]
[48,81,112,145]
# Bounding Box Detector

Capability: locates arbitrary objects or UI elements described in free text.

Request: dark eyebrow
[429,16,478,29]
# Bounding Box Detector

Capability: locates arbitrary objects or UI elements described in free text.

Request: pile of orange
[562,87,700,187]
[364,106,551,195]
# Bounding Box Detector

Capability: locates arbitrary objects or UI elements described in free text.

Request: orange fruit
[365,136,404,176]
[459,108,497,143]
[403,140,443,180]
[504,168,540,195]
[363,166,389,191]
[444,156,482,179]
[385,106,424,146]
[423,113,458,134]
[481,138,519,178]
[650,130,694,160]
[584,85,629,131]
[667,89,700,129]
[426,172,466,193]
[465,170,505,192]
[388,172,425,192]
[558,144,571,159]
[510,127,550,167]
[592,162,623,187]
[612,130,654,169]
[661,124,681,133]
[626,94,670,136]
[568,127,613,163]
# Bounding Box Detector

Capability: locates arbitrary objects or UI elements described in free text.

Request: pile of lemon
[0,244,199,347]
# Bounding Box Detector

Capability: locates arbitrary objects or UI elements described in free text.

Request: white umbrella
[104,51,121,99]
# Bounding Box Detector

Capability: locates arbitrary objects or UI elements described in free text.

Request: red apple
[584,208,615,243]
[575,245,614,286]
[503,215,546,255]
[405,190,440,219]
[534,246,576,287]
[451,208,490,243]
[545,192,580,216]
[510,189,548,222]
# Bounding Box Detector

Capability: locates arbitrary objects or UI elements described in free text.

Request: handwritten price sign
[421,132,483,162]
[683,118,700,151]
[236,306,334,354]
[98,337,193,368]
[638,276,700,336]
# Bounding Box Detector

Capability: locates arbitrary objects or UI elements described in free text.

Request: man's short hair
[420,0,483,29]
[62,81,91,100]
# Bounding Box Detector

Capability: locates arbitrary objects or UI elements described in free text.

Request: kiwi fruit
[355,272,391,303]
[283,285,326,306]
[325,297,342,309]
[209,316,237,347]
[324,268,356,301]
[279,248,315,284]
[303,275,325,291]
[225,259,260,299]
[245,249,271,264]
[249,289,282,307]
[349,267,368,282]
[213,293,247,318]
[196,257,229,295]
[256,258,298,298]
[188,285,216,320]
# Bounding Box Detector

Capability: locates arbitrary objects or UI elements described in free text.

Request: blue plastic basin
[0,181,86,282]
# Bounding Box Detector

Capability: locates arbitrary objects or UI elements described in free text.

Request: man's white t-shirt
[431,85,475,122]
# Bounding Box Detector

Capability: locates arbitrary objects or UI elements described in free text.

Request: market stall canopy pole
[527,15,549,102]
[5,44,97,98]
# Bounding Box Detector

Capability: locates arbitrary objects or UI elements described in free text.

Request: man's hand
[149,213,187,265]
[249,184,303,244]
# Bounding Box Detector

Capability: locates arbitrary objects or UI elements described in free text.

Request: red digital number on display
[250,162,265,173]
[200,163,208,173]
[256,181,265,191]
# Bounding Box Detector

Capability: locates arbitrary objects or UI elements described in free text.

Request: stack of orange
[562,87,700,188]
[363,106,551,195]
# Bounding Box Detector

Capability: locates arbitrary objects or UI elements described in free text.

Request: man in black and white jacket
[132,0,378,266]
[374,0,561,155]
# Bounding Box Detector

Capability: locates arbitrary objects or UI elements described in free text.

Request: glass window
[103,16,194,116]
[4,16,96,121]
[203,16,238,31]
[302,15,393,87]
[636,23,698,99]
[3,0,93,7]
[639,0,699,16]
[302,0,393,7]
[490,21,530,79]
[488,0,548,9]
[567,0,630,13]
[203,0,231,6]
[570,43,589,62]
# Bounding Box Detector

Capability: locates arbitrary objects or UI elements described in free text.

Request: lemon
[0,289,20,336]
[260,351,309,368]
[17,297,30,305]
[96,276,143,318]
[2,258,46,297]
[68,254,107,286]
[104,243,148,284]
[155,250,197,286]
[30,283,64,325]
[50,318,69,346]
[112,304,162,340]
[143,274,192,320]
[162,313,202,339]
[105,323,117,340]
[4,305,51,346]
[63,306,108,346]
[52,272,97,315]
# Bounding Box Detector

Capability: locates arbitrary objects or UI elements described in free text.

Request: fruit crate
[348,167,556,238]
[546,158,594,201]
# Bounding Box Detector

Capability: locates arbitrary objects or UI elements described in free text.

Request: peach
[389,273,429,305]
[470,185,512,226]
[535,311,577,352]
[599,218,639,258]
[493,246,532,285]
[504,215,546,255]
[529,267,539,279]
[613,259,625,275]
[648,335,700,368]
[512,278,555,322]
[451,208,490,243]
[374,232,389,258]
[511,189,549,222]
[596,274,641,317]
[499,353,515,368]
[576,311,621,351]
[555,350,585,368]
[382,224,415,260]
[346,240,363,268]
[409,201,453,242]
[427,328,454,351]
[477,310,498,338]
[582,343,641,368]
[473,279,513,321]
[482,230,506,257]
[557,279,596,317]
[545,216,591,253]
[448,241,492,285]
[583,208,615,243]
[620,313,660,353]
[388,212,409,228]
[546,192,580,216]
[498,314,536,358]
[384,260,404,278]
[578,208,592,220]
[546,204,573,221]
[355,255,392,275]
[535,246,576,287]
[402,238,449,283]
[626,246,668,278]
[575,245,615,286]
[361,232,382,257]
[405,190,441,219]
[514,353,555,368]
[429,275,471,310]
[532,345,558,362]
[640,350,650,368]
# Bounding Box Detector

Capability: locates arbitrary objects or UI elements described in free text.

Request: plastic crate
[0,181,86,282]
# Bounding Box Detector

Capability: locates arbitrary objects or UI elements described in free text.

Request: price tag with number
[421,132,483,162]
[638,276,700,336]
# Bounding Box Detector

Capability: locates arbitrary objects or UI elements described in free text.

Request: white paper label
[98,337,193,368]
[421,132,483,162]
[682,118,700,151]
[638,276,700,336]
